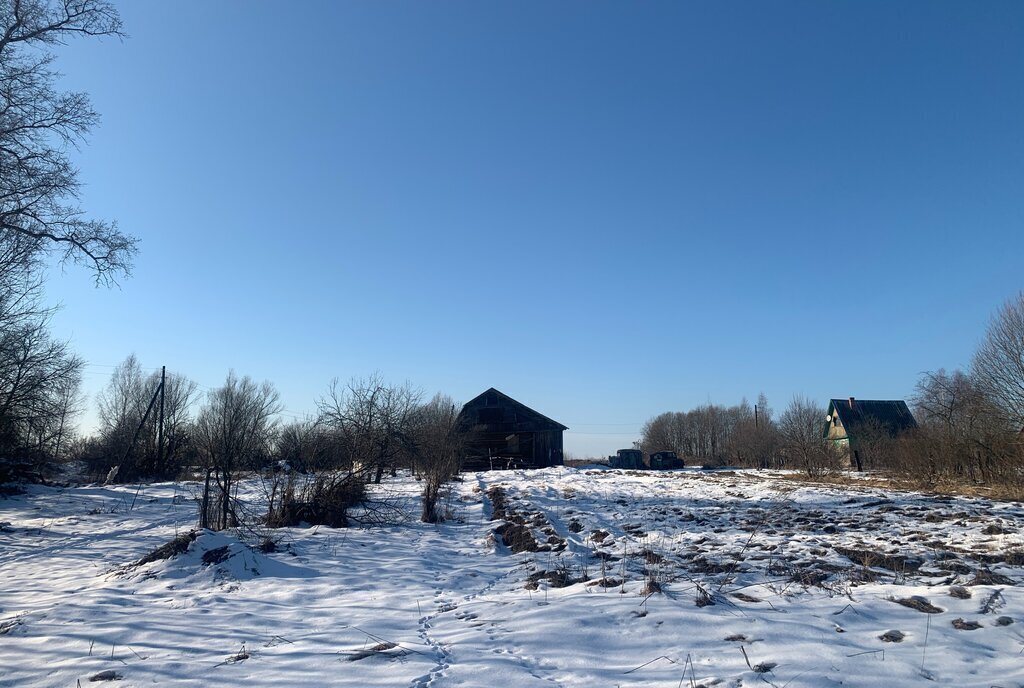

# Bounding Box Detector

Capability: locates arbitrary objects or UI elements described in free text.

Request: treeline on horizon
[637,293,1024,496]
[3,290,1023,495]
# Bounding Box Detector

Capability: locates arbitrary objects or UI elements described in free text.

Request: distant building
[457,388,567,471]
[823,397,918,470]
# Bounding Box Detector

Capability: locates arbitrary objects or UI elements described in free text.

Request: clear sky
[44,1,1024,458]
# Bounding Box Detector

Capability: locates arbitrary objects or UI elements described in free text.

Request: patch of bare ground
[732,592,761,603]
[951,618,983,630]
[622,523,646,538]
[487,485,567,554]
[893,596,943,613]
[89,670,122,681]
[949,585,972,599]
[494,522,542,553]
[973,550,1024,566]
[344,642,400,661]
[789,567,830,587]
[638,549,664,564]
[969,569,1015,586]
[687,557,733,575]
[0,617,21,635]
[834,545,922,573]
[134,530,197,566]
[201,545,231,565]
[486,486,510,522]
[775,471,1024,501]
[525,568,587,590]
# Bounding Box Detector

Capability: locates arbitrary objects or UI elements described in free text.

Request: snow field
[1,467,1023,687]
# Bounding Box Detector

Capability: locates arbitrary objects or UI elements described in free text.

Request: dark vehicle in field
[648,451,685,469]
[609,448,644,469]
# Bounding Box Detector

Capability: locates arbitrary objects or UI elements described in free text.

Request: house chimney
[848,397,855,409]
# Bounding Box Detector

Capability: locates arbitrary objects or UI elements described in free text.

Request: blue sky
[46,1,1024,457]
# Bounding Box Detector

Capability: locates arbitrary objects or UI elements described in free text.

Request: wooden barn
[823,397,918,471]
[457,388,567,471]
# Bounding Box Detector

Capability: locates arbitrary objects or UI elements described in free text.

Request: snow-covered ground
[2,467,1023,687]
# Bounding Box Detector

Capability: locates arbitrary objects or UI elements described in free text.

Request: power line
[563,422,644,426]
[565,430,640,436]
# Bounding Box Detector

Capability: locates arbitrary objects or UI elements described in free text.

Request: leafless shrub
[265,470,367,528]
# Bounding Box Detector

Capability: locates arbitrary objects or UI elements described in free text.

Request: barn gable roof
[826,398,917,437]
[459,387,568,431]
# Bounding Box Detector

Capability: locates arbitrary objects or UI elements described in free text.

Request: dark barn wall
[457,388,567,471]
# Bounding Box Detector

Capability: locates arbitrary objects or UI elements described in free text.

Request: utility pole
[754,404,759,429]
[112,380,162,484]
[158,366,166,467]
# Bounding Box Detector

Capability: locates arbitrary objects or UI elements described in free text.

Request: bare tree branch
[0,0,135,285]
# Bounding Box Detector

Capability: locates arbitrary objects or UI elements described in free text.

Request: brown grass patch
[135,530,197,566]
[834,545,922,573]
[893,596,943,614]
[494,522,540,553]
[951,618,982,631]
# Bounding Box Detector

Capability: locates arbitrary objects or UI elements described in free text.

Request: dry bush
[882,425,1024,498]
[266,470,367,528]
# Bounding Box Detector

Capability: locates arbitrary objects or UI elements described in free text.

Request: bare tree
[317,374,420,484]
[640,398,780,468]
[95,354,145,464]
[727,395,779,468]
[194,371,281,531]
[973,292,1024,428]
[908,368,1020,487]
[778,395,836,477]
[409,393,463,523]
[274,419,334,473]
[0,0,136,283]
[95,355,198,480]
[0,253,83,479]
[0,323,83,475]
